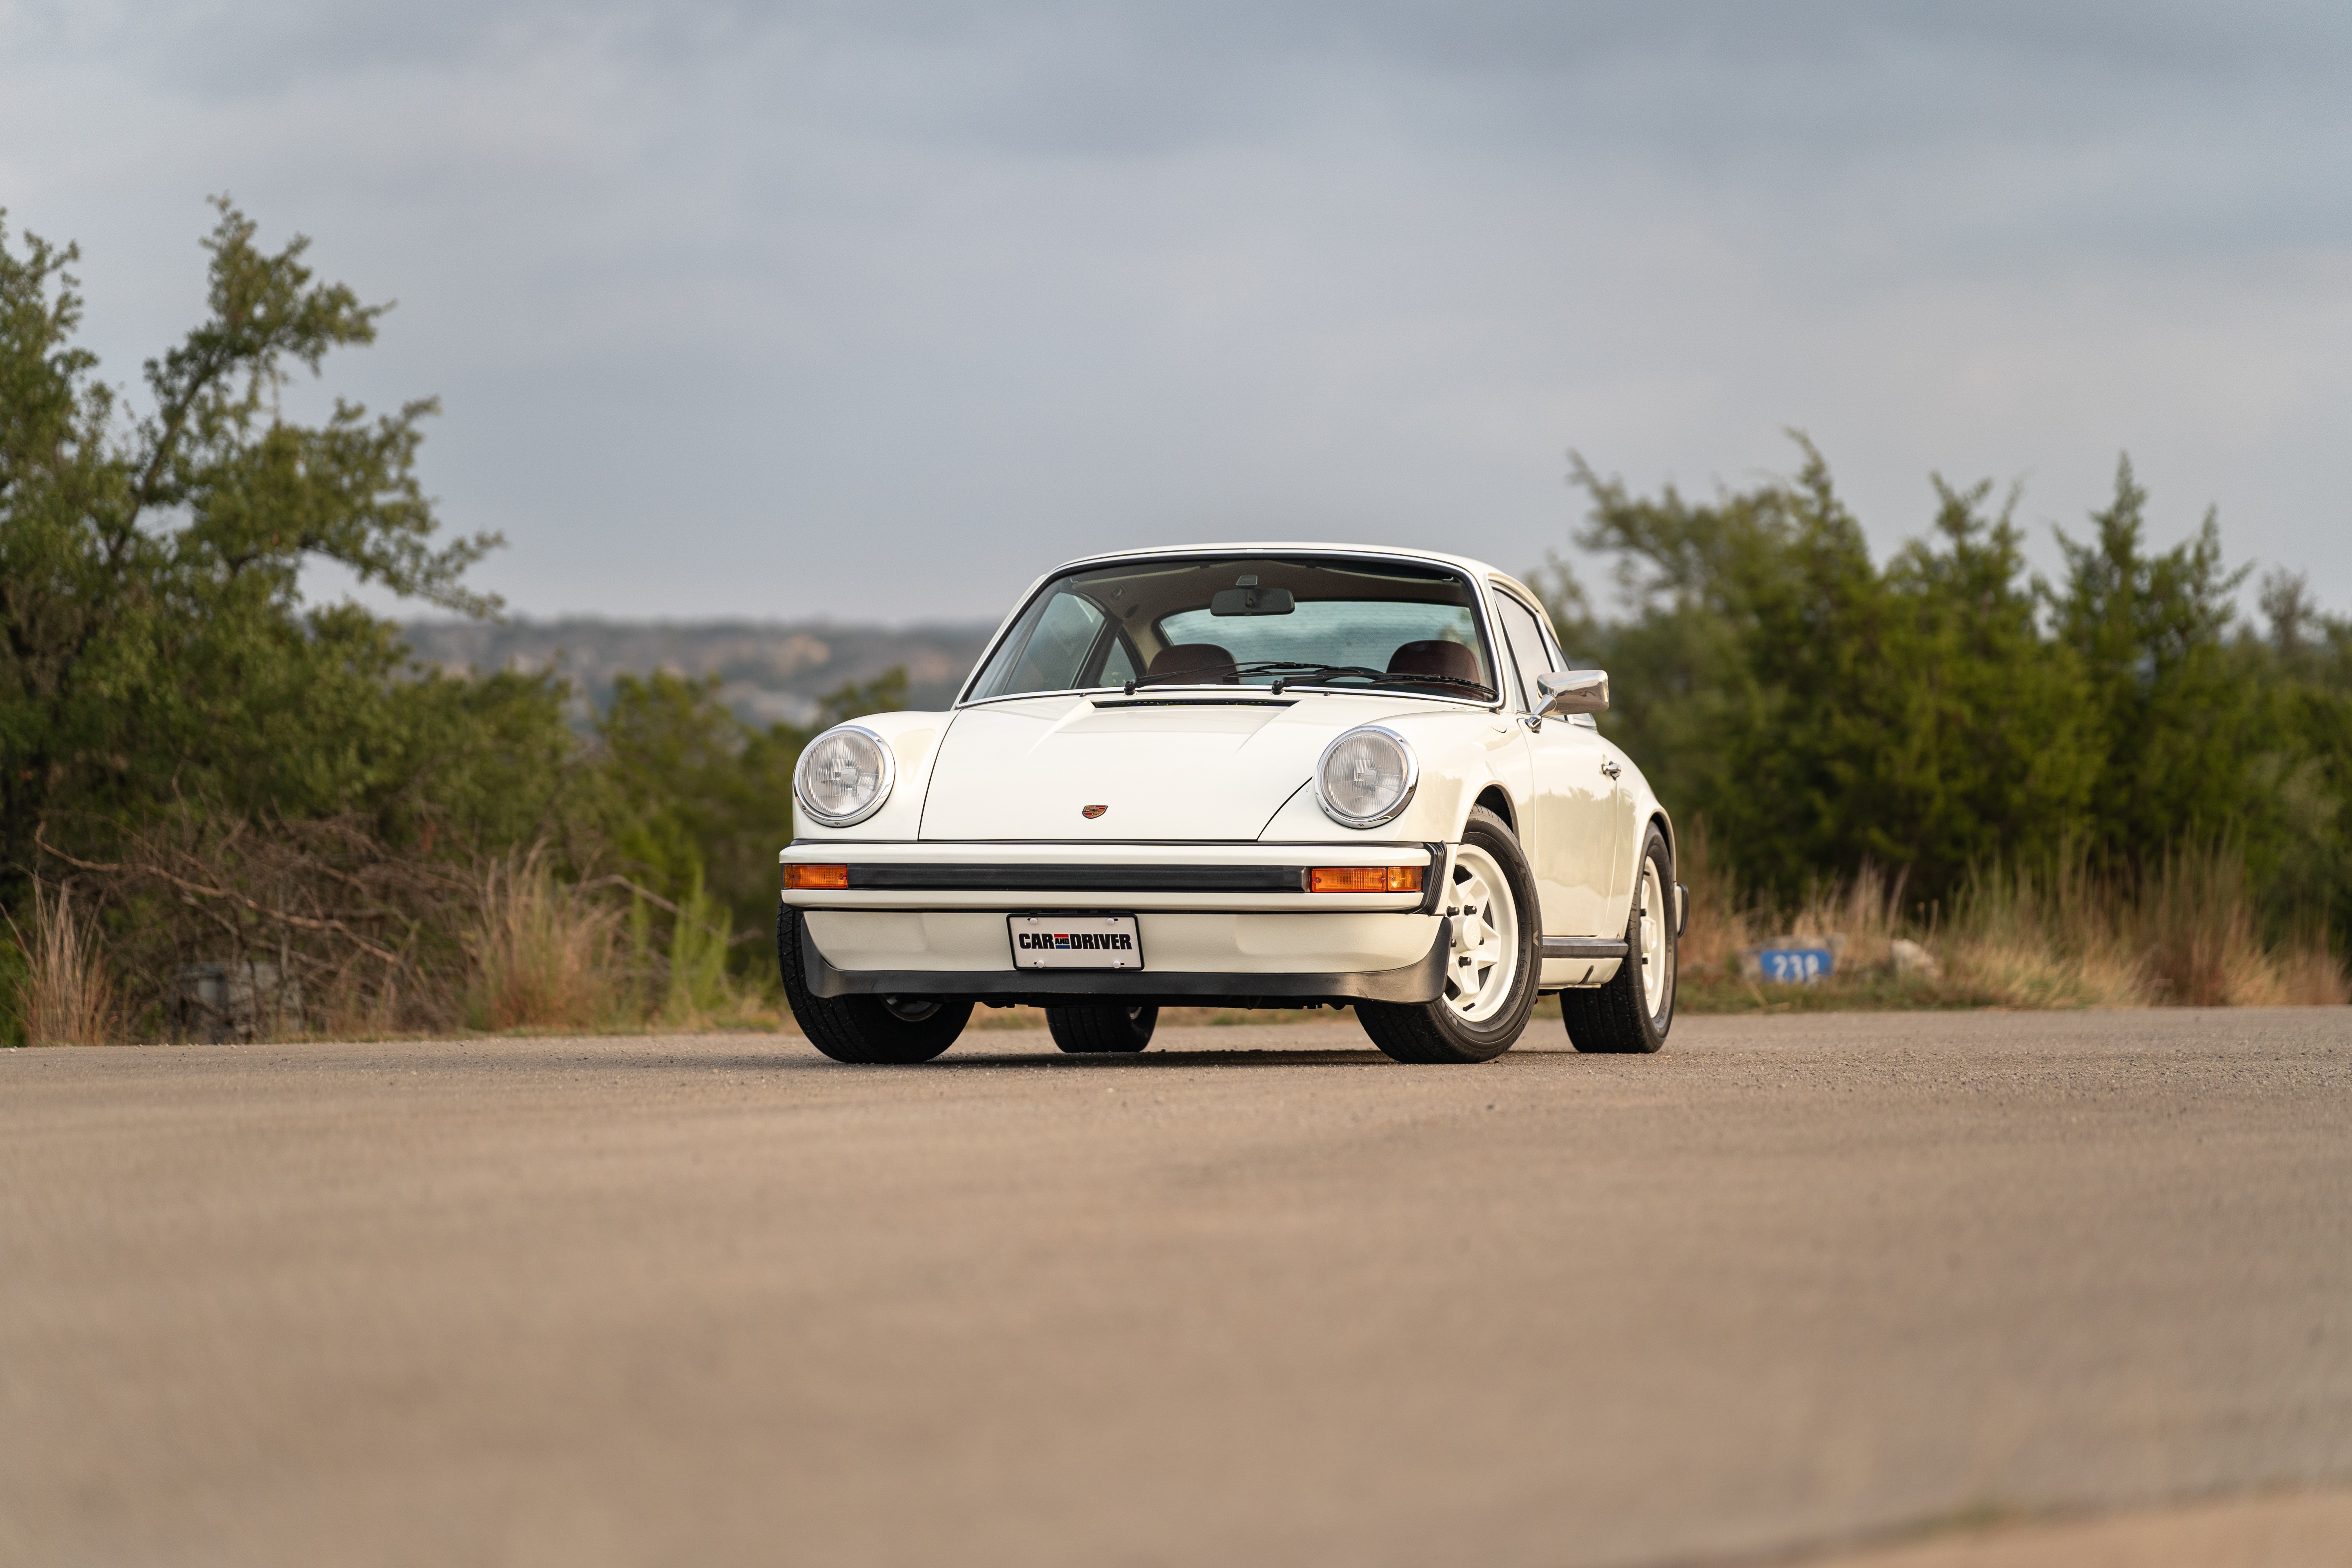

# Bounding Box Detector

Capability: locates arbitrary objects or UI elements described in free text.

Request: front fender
[1255,709,1530,844]
[789,710,951,843]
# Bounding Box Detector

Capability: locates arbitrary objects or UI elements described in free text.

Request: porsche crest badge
[1082,804,1109,819]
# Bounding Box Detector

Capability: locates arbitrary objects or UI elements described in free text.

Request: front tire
[1561,822,1675,1054]
[1045,1004,1158,1054]
[778,906,971,1063]
[1356,806,1539,1065]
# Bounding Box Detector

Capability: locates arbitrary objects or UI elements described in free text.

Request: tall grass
[657,866,750,1028]
[1677,827,2347,1011]
[464,849,627,1031]
[465,854,768,1033]
[4,885,123,1045]
[1939,860,2153,1008]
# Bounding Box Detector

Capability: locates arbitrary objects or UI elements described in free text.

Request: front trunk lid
[918,695,1340,841]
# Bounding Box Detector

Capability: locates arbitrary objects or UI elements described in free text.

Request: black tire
[1045,1004,1158,1054]
[1561,821,1675,1054]
[777,905,971,1063]
[1356,806,1540,1065]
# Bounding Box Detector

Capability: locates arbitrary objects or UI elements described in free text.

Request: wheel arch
[1472,783,1517,836]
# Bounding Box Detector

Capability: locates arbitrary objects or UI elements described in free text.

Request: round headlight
[1316,726,1417,828]
[795,725,895,827]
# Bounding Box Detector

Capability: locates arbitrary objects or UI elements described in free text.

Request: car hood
[917,693,1431,842]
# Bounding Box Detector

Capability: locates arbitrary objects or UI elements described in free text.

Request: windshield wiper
[1245,662,1387,693]
[1231,661,1497,699]
[1118,659,1495,699]
[1120,665,1243,694]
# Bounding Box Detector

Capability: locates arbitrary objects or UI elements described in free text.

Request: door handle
[1600,759,1621,780]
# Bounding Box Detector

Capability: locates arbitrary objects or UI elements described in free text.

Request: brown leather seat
[1145,642,1238,682]
[1386,639,1481,684]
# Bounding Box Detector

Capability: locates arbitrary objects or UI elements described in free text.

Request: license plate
[1009,915,1143,969]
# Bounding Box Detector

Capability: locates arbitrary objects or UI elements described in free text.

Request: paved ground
[3,1008,2349,1568]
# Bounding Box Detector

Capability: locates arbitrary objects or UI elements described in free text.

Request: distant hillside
[401,618,997,728]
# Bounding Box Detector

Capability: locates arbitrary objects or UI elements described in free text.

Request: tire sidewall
[1632,826,1675,1049]
[1431,809,1541,1058]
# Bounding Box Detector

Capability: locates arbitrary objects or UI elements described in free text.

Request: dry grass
[1679,828,2347,1013]
[2132,847,2348,1006]
[24,817,791,1041]
[5,884,124,1045]
[465,849,628,1032]
[34,811,482,1039]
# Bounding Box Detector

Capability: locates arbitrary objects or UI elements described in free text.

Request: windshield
[965,554,1498,703]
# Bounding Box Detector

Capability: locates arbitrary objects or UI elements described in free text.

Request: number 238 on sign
[1759,947,1833,984]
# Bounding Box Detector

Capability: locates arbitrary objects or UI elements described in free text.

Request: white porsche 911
[778,544,1681,1065]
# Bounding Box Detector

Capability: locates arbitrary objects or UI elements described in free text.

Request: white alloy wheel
[1444,844,1521,1024]
[1638,860,1672,1018]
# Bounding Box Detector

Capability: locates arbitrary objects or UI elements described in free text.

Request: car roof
[1039,542,1547,614]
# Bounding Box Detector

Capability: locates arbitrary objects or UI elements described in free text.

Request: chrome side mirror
[1537,670,1608,715]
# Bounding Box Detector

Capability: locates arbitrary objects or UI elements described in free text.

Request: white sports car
[778,544,1681,1065]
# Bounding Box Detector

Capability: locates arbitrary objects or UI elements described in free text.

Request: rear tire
[1561,822,1675,1054]
[1356,806,1539,1065]
[1045,1004,1158,1054]
[778,906,970,1063]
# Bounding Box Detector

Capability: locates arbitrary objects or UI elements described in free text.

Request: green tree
[1547,437,2103,902]
[0,202,569,902]
[591,663,916,964]
[593,672,804,957]
[1869,477,2099,887]
[2050,457,2256,864]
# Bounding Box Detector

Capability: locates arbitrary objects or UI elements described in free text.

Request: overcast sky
[4,1,2348,624]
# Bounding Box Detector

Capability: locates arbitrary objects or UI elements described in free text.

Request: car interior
[970,554,1502,701]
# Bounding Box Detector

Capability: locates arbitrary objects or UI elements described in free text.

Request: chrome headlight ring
[1314,725,1419,829]
[794,724,897,828]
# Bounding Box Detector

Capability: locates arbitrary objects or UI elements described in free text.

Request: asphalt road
[4,1008,2349,1568]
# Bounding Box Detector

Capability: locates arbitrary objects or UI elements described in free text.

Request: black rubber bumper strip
[844,863,1312,893]
[1539,937,1630,960]
[798,915,1450,1007]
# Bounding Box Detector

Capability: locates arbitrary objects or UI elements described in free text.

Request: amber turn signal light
[1307,865,1424,893]
[785,864,850,891]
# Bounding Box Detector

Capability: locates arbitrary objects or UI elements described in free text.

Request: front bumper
[779,840,1453,1006]
[778,839,1446,913]
[787,907,1449,1006]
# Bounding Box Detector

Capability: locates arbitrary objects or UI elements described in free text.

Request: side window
[1493,595,1555,714]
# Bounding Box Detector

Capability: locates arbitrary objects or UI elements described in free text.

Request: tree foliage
[1543,438,2352,931]
[1,201,570,904]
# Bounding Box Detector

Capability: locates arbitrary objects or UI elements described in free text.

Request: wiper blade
[1122,659,1354,694]
[1231,661,1389,692]
[1377,671,1497,697]
[1119,659,1496,699]
[1235,661,1496,699]
[1121,665,1243,694]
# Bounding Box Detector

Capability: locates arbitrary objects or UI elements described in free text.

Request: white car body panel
[782,542,1670,1004]
[919,695,1351,842]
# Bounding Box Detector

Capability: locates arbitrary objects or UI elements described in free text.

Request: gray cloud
[3,1,2347,621]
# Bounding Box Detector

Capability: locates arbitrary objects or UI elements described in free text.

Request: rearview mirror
[1210,586,1295,616]
[1537,670,1608,715]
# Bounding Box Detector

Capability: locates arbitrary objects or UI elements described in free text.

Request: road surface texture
[4,1008,2348,1568]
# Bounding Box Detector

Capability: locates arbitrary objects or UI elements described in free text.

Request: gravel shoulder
[4,1008,2348,1567]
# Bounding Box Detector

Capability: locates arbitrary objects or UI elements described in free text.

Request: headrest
[1386,639,1481,684]
[1145,643,1238,682]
